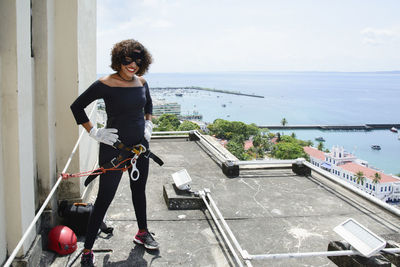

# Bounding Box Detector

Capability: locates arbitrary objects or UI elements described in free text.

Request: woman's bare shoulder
[138,76,147,85]
[100,74,129,87]
[98,75,114,86]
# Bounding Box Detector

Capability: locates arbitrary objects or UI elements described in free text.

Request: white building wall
[0,0,37,257]
[0,0,97,264]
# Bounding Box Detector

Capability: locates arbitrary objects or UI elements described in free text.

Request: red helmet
[48,225,77,255]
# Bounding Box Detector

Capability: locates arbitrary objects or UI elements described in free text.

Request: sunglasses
[121,51,144,66]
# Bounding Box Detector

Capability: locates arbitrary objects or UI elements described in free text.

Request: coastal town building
[304,146,400,203]
[153,99,181,117]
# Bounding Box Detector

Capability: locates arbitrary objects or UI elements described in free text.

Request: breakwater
[258,124,400,130]
[152,86,264,98]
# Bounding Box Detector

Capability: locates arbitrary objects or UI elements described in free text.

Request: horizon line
[97,70,400,75]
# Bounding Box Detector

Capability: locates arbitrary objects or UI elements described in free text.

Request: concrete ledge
[222,161,239,178]
[163,183,204,210]
[292,162,311,176]
[327,241,391,266]
[12,235,42,267]
[188,130,200,141]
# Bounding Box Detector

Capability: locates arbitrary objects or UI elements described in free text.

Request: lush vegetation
[269,135,311,160]
[207,119,311,160]
[153,114,199,131]
[207,119,268,160]
[153,116,312,161]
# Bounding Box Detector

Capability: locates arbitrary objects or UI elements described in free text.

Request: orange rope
[61,157,134,180]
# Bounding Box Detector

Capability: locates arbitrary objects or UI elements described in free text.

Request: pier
[152,86,264,98]
[258,124,400,130]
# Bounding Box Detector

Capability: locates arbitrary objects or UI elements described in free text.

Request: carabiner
[130,156,140,181]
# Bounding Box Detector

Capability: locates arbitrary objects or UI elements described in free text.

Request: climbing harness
[61,139,163,186]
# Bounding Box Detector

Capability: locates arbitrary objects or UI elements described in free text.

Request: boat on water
[390,127,398,133]
[315,137,325,142]
[175,93,183,97]
[222,104,226,107]
[371,145,381,150]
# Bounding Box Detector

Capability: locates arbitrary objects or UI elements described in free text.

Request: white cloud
[361,27,400,45]
[97,0,400,73]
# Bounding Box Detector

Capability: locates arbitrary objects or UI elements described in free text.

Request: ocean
[98,71,400,175]
[144,71,400,175]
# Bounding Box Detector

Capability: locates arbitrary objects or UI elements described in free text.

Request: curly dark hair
[110,39,153,76]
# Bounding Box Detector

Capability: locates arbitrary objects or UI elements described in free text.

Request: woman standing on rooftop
[70,39,158,267]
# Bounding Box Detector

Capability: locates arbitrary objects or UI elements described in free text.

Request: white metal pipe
[247,248,400,260]
[235,159,296,166]
[152,131,191,134]
[200,193,245,267]
[303,161,400,217]
[4,104,96,267]
[205,193,247,258]
[152,135,188,138]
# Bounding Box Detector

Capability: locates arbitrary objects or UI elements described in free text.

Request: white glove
[89,126,118,146]
[144,120,153,142]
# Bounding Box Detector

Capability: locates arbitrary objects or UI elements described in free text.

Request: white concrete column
[0,0,37,257]
[77,0,98,194]
[0,50,6,267]
[55,0,97,200]
[32,0,57,211]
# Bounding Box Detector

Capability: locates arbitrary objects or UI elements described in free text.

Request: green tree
[207,119,260,140]
[155,114,180,131]
[178,120,200,131]
[372,172,381,184]
[281,118,288,126]
[226,140,250,160]
[317,141,324,151]
[354,171,365,185]
[271,141,306,159]
[251,133,271,158]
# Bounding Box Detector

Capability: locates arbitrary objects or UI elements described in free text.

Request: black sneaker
[133,231,159,250]
[81,250,95,266]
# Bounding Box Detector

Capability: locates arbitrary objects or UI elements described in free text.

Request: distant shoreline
[259,124,400,130]
[151,86,264,98]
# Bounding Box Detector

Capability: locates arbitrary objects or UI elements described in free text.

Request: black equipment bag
[58,201,113,236]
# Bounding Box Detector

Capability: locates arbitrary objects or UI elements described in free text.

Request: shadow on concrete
[102,245,161,266]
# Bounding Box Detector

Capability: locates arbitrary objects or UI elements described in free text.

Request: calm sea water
[144,71,400,175]
[99,72,400,174]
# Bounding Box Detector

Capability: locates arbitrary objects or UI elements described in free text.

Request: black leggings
[84,151,149,250]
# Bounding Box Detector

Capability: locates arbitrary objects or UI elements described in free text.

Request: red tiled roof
[244,140,253,150]
[303,146,325,161]
[340,162,399,183]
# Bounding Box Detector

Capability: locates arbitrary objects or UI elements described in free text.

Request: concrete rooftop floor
[42,137,400,266]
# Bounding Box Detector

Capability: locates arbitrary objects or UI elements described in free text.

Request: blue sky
[97,0,400,73]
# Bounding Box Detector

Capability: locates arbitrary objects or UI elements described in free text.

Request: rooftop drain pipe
[201,188,400,264]
[3,104,97,267]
